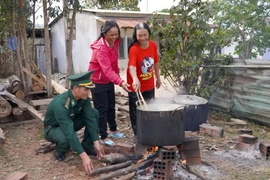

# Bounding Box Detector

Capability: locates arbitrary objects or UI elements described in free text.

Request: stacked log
[0,96,12,119]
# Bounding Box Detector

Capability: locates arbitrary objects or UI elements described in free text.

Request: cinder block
[102,145,119,154]
[238,134,258,145]
[180,148,201,159]
[5,172,28,180]
[235,142,253,151]
[199,123,224,137]
[177,136,199,151]
[238,129,253,135]
[153,157,172,170]
[115,142,134,154]
[259,142,270,160]
[158,148,177,161]
[153,169,173,180]
[184,157,201,166]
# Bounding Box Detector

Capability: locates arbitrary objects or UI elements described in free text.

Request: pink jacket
[88,37,123,85]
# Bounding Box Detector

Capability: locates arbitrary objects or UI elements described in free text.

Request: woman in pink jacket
[88,20,130,146]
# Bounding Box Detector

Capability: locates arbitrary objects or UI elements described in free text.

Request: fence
[208,59,270,126]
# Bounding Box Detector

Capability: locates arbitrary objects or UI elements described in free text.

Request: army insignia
[71,99,75,106]
[64,98,70,109]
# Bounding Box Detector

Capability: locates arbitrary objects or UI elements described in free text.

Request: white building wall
[73,13,98,73]
[50,18,66,73]
[222,41,239,58]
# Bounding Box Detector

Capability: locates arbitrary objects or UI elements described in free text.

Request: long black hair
[128,22,151,53]
[97,19,120,40]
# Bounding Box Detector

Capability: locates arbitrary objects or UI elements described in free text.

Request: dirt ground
[1,109,270,180]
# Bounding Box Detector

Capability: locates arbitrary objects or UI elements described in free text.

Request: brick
[177,136,199,151]
[153,157,172,170]
[115,142,134,154]
[5,172,28,180]
[184,157,201,166]
[102,145,119,154]
[238,129,253,135]
[259,142,270,160]
[180,148,201,159]
[199,123,224,137]
[153,158,173,180]
[238,134,258,145]
[235,142,253,151]
[158,148,177,161]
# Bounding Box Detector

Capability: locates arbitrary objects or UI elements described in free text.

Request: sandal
[100,139,115,147]
[108,132,125,139]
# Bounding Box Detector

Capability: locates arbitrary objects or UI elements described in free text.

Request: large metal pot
[136,104,185,146]
[173,95,208,131]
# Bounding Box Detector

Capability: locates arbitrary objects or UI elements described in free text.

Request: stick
[94,157,155,180]
[92,160,133,175]
[136,92,143,107]
[138,91,148,110]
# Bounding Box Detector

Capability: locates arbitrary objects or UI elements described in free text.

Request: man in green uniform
[44,70,104,174]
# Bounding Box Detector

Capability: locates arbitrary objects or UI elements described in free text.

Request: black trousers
[91,82,117,140]
[128,88,155,136]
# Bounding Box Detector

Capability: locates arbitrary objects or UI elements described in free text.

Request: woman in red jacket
[88,20,130,146]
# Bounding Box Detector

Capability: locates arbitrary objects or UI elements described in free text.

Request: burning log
[0,128,5,145]
[92,160,133,175]
[101,153,143,165]
[95,157,155,180]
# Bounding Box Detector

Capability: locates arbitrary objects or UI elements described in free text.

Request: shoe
[55,151,65,161]
[85,148,97,156]
[108,132,125,139]
[100,139,115,147]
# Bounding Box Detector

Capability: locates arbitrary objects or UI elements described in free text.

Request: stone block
[199,123,224,137]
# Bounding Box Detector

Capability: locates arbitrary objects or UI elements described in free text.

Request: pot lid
[173,95,208,105]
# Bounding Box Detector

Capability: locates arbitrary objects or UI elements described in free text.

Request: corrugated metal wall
[208,59,270,125]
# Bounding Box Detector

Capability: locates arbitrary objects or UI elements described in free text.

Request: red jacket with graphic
[88,37,123,85]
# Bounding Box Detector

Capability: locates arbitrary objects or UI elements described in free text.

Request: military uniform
[44,71,99,158]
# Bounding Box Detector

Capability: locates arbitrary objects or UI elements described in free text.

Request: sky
[35,0,177,26]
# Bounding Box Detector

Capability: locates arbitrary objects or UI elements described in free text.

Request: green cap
[68,70,95,88]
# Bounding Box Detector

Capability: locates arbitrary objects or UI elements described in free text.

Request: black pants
[91,82,117,140]
[128,88,155,136]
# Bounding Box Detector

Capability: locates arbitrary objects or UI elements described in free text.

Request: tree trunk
[65,1,78,87]
[10,0,26,92]
[18,0,32,93]
[43,0,53,97]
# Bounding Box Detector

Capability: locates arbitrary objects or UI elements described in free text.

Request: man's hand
[93,140,105,160]
[79,152,94,175]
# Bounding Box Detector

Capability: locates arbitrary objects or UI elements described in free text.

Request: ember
[136,146,159,164]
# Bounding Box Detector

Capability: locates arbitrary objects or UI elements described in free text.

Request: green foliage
[212,0,270,59]
[82,0,141,11]
[149,0,231,98]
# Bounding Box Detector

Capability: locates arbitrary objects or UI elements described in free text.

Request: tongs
[136,91,148,110]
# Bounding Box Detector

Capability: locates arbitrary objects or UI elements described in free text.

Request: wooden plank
[29,99,53,107]
[22,67,46,88]
[4,92,44,121]
[31,61,47,84]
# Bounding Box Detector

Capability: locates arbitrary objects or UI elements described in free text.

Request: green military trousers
[44,109,99,154]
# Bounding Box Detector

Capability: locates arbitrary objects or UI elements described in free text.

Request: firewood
[31,83,43,92]
[0,128,5,145]
[101,153,143,165]
[116,172,136,180]
[8,75,21,88]
[12,107,23,116]
[92,160,133,175]
[5,171,28,180]
[0,96,12,119]
[15,90,25,100]
[95,157,155,180]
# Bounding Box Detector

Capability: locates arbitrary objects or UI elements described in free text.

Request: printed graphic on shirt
[140,56,154,81]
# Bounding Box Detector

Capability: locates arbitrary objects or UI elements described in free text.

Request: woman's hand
[121,81,131,92]
[132,77,141,92]
[156,78,161,89]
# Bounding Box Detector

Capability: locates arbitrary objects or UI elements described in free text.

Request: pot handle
[171,106,185,116]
